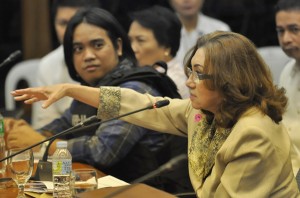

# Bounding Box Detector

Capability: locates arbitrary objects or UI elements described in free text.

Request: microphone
[0,50,22,69]
[0,115,101,163]
[42,116,100,162]
[0,100,170,179]
[103,154,187,198]
[131,154,187,184]
[33,115,101,181]
[153,99,169,108]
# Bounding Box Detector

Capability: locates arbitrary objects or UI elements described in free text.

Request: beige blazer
[98,87,300,198]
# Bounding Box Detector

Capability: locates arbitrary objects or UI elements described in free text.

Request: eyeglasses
[186,67,213,83]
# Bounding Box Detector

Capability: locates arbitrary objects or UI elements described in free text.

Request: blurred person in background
[128,5,189,98]
[275,0,300,175]
[168,0,231,65]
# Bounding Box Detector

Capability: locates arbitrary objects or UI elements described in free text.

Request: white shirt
[176,13,231,65]
[167,58,189,99]
[32,46,78,128]
[279,59,300,175]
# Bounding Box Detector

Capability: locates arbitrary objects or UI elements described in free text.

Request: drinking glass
[7,148,34,198]
[72,169,98,196]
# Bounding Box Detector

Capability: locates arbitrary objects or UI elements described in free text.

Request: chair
[257,46,291,85]
[4,59,40,122]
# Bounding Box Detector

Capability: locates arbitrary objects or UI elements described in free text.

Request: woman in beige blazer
[12,31,300,197]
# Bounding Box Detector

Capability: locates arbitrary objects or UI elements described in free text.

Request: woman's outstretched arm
[11,83,100,109]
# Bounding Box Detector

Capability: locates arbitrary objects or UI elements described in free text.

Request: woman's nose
[186,75,196,88]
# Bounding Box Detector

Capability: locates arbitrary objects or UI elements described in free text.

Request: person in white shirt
[169,0,231,65]
[275,0,300,175]
[128,5,189,98]
[33,0,101,128]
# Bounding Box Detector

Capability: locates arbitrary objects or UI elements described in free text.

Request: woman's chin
[190,101,201,110]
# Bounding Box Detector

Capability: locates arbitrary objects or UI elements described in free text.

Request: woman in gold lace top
[12,31,300,197]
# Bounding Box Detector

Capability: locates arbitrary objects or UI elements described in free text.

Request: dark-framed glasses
[186,67,213,83]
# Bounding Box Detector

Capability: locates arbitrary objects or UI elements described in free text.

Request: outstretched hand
[11,84,70,109]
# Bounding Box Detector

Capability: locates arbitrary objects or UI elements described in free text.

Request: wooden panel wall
[21,0,52,59]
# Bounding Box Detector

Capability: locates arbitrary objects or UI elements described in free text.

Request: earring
[164,51,169,57]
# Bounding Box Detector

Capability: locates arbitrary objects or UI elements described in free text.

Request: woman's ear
[116,38,123,56]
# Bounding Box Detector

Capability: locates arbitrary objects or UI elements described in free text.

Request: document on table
[25,175,129,193]
[97,175,129,188]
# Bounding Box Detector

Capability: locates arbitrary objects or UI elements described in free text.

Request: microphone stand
[103,154,188,198]
[0,115,100,163]
[0,100,170,180]
[33,117,101,181]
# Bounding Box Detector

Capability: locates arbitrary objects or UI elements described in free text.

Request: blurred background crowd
[0,0,278,110]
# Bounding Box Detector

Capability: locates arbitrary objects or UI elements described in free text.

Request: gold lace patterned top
[189,116,231,188]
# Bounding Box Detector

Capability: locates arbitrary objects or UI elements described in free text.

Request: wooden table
[0,163,176,198]
[77,183,176,198]
[0,162,105,198]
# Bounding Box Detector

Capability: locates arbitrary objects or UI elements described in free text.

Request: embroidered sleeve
[97,86,121,120]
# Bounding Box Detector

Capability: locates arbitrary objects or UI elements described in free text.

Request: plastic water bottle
[0,113,6,174]
[52,141,72,198]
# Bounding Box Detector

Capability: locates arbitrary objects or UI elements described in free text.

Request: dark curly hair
[185,31,287,128]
